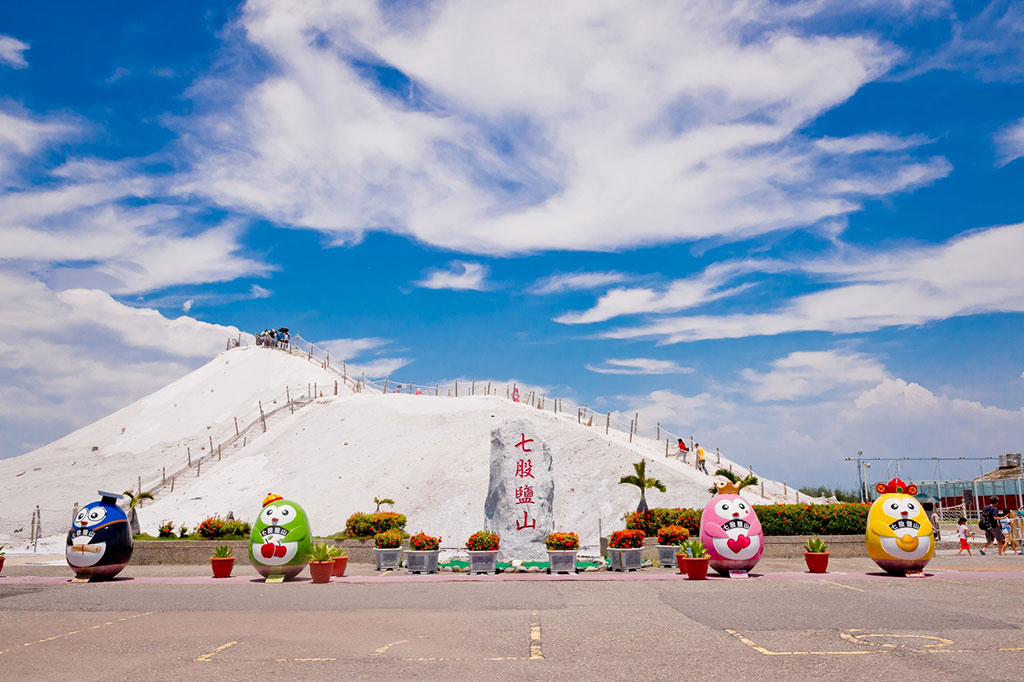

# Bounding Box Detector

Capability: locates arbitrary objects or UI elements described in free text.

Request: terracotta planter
[0,556,5,575]
[210,556,235,578]
[804,551,829,574]
[332,555,348,577]
[677,555,710,580]
[309,561,334,584]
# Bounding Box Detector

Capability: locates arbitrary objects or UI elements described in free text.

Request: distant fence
[237,333,790,500]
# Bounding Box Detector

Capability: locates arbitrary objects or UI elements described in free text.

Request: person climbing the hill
[695,443,708,474]
[676,438,689,463]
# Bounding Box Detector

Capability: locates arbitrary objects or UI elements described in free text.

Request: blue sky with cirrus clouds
[1,0,1022,487]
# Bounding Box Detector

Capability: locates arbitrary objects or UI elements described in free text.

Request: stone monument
[484,418,554,560]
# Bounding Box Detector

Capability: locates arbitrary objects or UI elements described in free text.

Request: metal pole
[856,451,864,503]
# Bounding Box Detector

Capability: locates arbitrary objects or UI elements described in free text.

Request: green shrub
[626,504,870,537]
[345,511,407,538]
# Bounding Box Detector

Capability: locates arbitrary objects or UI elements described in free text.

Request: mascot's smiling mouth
[889,519,920,532]
[721,519,751,532]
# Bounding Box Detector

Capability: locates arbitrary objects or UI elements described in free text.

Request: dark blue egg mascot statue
[66,491,133,580]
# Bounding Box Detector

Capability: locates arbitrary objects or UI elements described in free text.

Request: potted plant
[676,539,711,580]
[330,546,349,577]
[211,544,235,578]
[465,530,500,574]
[406,532,441,574]
[804,537,830,573]
[308,542,334,583]
[158,521,174,538]
[545,532,579,574]
[0,546,5,575]
[374,529,404,571]
[656,525,689,567]
[607,529,645,571]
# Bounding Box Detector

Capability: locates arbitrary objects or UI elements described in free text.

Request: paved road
[2,555,1024,681]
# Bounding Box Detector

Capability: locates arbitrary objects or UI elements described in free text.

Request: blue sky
[2,0,1022,487]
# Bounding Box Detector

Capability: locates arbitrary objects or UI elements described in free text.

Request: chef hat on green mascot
[249,493,312,580]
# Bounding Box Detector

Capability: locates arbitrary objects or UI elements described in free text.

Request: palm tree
[123,490,155,535]
[708,468,759,495]
[618,459,667,513]
[374,496,395,512]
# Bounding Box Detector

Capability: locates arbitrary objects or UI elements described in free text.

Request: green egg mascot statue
[250,493,312,580]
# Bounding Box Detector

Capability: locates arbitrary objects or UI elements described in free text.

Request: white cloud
[557,261,773,324]
[317,337,391,360]
[179,1,947,254]
[602,222,1024,342]
[814,132,931,154]
[619,376,1024,486]
[586,358,695,375]
[182,299,194,312]
[415,261,489,291]
[0,271,250,458]
[995,117,1024,167]
[741,350,887,401]
[530,271,628,295]
[0,35,29,69]
[345,357,412,379]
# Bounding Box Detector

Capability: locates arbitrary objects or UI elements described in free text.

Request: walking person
[695,443,708,474]
[928,505,941,542]
[676,438,689,463]
[956,517,974,556]
[980,496,1005,555]
[1000,509,1022,555]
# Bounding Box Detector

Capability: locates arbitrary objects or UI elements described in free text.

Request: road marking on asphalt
[725,629,877,656]
[275,657,337,662]
[933,578,964,584]
[373,611,544,662]
[529,611,544,660]
[822,581,865,593]
[730,629,1024,656]
[194,641,239,662]
[0,612,152,657]
[373,639,412,656]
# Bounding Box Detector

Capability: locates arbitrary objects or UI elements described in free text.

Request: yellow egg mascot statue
[865,477,934,576]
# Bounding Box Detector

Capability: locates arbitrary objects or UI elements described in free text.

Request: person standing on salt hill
[695,444,708,474]
[676,438,689,463]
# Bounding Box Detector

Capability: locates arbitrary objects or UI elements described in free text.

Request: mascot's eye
[76,511,88,522]
[277,504,297,520]
[262,506,277,520]
[281,509,290,516]
[89,510,101,520]
[907,502,916,511]
[890,503,899,510]
[738,503,747,510]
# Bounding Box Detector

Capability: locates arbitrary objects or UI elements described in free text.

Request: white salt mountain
[0,346,810,555]
[485,419,554,560]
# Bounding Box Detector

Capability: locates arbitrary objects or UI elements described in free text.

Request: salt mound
[0,346,805,552]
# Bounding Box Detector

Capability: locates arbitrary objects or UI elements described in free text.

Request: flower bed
[466,530,500,551]
[656,525,689,545]
[408,532,441,551]
[345,511,407,537]
[374,529,404,549]
[545,532,580,551]
[608,529,645,549]
[626,504,870,536]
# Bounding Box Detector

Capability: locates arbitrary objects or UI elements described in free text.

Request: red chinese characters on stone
[515,510,536,531]
[515,459,534,479]
[515,485,534,505]
[515,433,533,452]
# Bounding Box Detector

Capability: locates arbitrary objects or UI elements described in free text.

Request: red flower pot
[332,555,348,577]
[210,556,235,578]
[309,561,334,584]
[804,552,829,574]
[0,556,5,575]
[677,555,710,580]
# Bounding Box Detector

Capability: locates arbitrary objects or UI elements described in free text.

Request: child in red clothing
[956,516,974,556]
